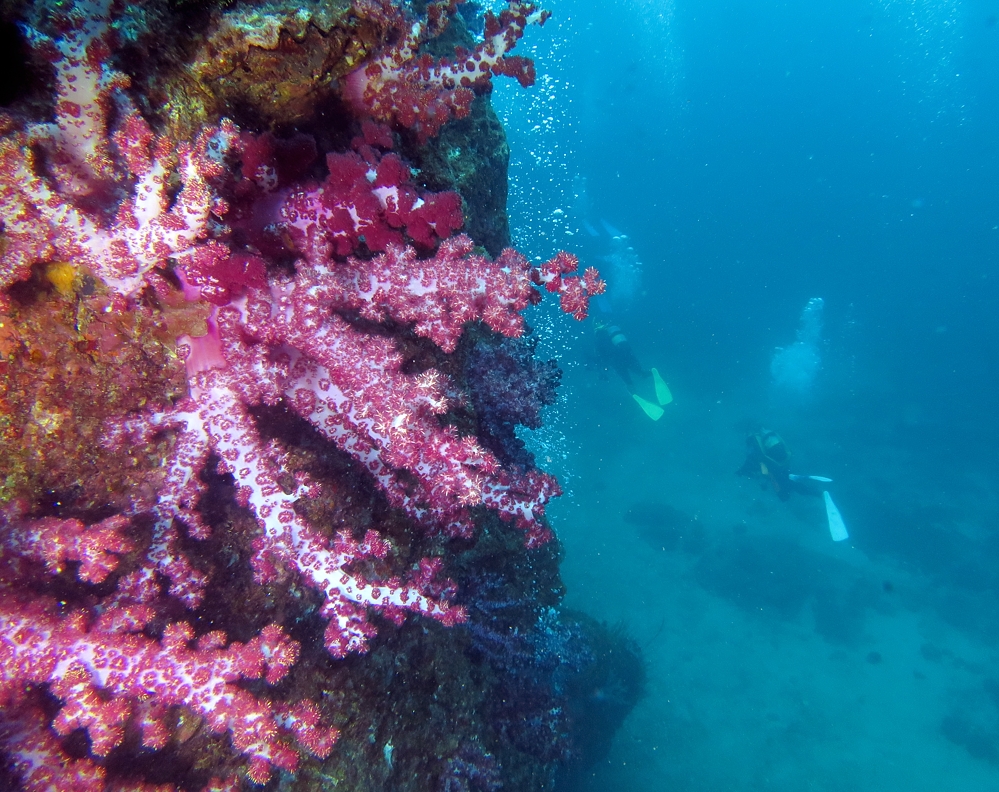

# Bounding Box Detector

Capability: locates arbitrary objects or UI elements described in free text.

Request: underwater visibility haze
[497,0,999,789]
[0,0,997,790]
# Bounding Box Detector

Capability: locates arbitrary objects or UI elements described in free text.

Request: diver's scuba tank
[756,429,790,469]
[606,325,628,347]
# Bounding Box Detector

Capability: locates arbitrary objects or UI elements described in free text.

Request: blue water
[495,0,999,788]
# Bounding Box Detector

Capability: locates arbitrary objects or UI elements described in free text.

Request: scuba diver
[738,428,801,501]
[737,428,849,541]
[593,318,672,420]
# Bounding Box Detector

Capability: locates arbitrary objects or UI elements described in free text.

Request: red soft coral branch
[330,234,604,351]
[232,236,600,542]
[0,598,333,785]
[0,0,236,300]
[3,512,132,584]
[344,1,551,141]
[123,316,466,657]
[277,144,464,263]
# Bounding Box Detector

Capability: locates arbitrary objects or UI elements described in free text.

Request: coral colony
[0,1,641,791]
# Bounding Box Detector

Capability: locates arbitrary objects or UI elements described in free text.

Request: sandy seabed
[549,362,999,792]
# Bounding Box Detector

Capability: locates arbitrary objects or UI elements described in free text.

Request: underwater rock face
[171,1,364,129]
[402,93,514,259]
[0,0,635,790]
[464,330,561,469]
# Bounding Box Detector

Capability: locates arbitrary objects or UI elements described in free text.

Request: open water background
[492,0,999,788]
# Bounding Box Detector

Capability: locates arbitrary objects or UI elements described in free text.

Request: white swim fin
[823,491,849,542]
[651,368,673,406]
[633,394,664,421]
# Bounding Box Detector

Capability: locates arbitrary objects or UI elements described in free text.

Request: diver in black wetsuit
[737,428,850,541]
[737,428,821,501]
[592,319,672,420]
[594,321,647,390]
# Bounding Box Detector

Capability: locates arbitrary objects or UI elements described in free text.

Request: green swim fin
[651,368,673,406]
[633,394,664,421]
